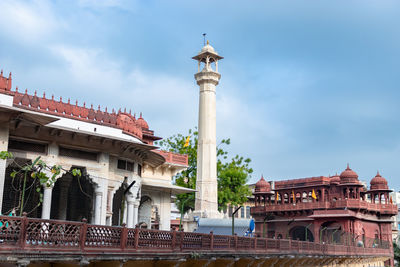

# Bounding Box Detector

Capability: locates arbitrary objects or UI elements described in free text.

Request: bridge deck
[0,215,392,260]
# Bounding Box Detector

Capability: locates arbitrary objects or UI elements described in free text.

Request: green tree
[157,128,253,214]
[0,151,81,216]
[394,242,400,266]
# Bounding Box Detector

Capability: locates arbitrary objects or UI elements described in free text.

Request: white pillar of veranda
[41,185,53,219]
[126,193,135,228]
[0,123,9,213]
[133,201,139,227]
[94,187,102,225]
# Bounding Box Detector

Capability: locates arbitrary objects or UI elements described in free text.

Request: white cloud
[78,0,136,11]
[0,0,61,43]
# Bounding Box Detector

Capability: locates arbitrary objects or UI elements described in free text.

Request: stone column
[126,194,134,228]
[41,185,53,219]
[94,187,102,225]
[133,202,139,227]
[0,123,9,213]
[193,42,223,219]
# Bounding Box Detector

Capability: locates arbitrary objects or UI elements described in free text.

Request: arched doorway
[50,168,94,222]
[138,196,152,229]
[289,226,314,242]
[112,181,127,226]
[1,159,42,218]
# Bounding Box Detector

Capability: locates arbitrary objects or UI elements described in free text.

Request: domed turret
[340,164,359,184]
[137,113,149,129]
[255,175,271,193]
[330,174,340,185]
[370,171,389,190]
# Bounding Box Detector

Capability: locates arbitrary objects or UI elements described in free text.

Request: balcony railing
[155,150,188,166]
[251,199,397,215]
[0,215,392,258]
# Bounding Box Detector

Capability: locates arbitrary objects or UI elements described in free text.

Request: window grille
[8,139,47,154]
[59,147,98,161]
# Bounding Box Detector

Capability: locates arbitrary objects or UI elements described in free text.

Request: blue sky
[0,0,400,188]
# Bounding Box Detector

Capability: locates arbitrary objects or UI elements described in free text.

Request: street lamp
[331,229,339,244]
[305,223,312,242]
[232,206,242,235]
[179,177,190,232]
[319,227,327,243]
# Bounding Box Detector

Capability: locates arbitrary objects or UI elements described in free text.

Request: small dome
[255,176,271,193]
[137,113,149,129]
[201,41,216,53]
[330,174,340,184]
[340,164,359,184]
[370,171,388,190]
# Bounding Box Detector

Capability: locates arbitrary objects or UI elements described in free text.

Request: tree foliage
[157,128,253,214]
[394,242,400,266]
[0,151,81,216]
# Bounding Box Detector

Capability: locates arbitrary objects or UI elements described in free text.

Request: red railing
[155,150,188,166]
[0,215,392,257]
[251,200,398,215]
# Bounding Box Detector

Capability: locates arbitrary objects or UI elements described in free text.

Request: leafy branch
[0,151,82,216]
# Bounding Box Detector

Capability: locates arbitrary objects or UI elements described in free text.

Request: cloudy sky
[0,0,399,188]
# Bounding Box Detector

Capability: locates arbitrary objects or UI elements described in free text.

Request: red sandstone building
[251,165,397,249]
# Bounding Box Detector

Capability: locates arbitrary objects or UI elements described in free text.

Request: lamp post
[305,223,312,242]
[319,227,327,243]
[232,206,242,235]
[331,229,339,244]
[179,177,190,232]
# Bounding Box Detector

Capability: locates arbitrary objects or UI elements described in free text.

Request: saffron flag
[183,135,190,147]
[292,190,295,203]
[390,196,393,204]
[312,189,317,200]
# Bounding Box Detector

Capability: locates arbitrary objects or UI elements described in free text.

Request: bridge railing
[0,215,392,257]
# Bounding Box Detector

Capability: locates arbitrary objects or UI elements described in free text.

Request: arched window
[302,192,308,203]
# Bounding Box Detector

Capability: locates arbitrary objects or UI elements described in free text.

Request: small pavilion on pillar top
[250,165,397,249]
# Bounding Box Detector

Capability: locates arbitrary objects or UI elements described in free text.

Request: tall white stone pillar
[94,187,102,225]
[41,185,53,219]
[192,41,223,219]
[0,123,9,213]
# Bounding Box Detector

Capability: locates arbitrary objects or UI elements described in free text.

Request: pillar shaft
[94,190,102,225]
[0,123,9,213]
[127,199,134,228]
[133,202,139,227]
[41,186,53,219]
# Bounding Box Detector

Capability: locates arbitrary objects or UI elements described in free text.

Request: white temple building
[0,69,193,231]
